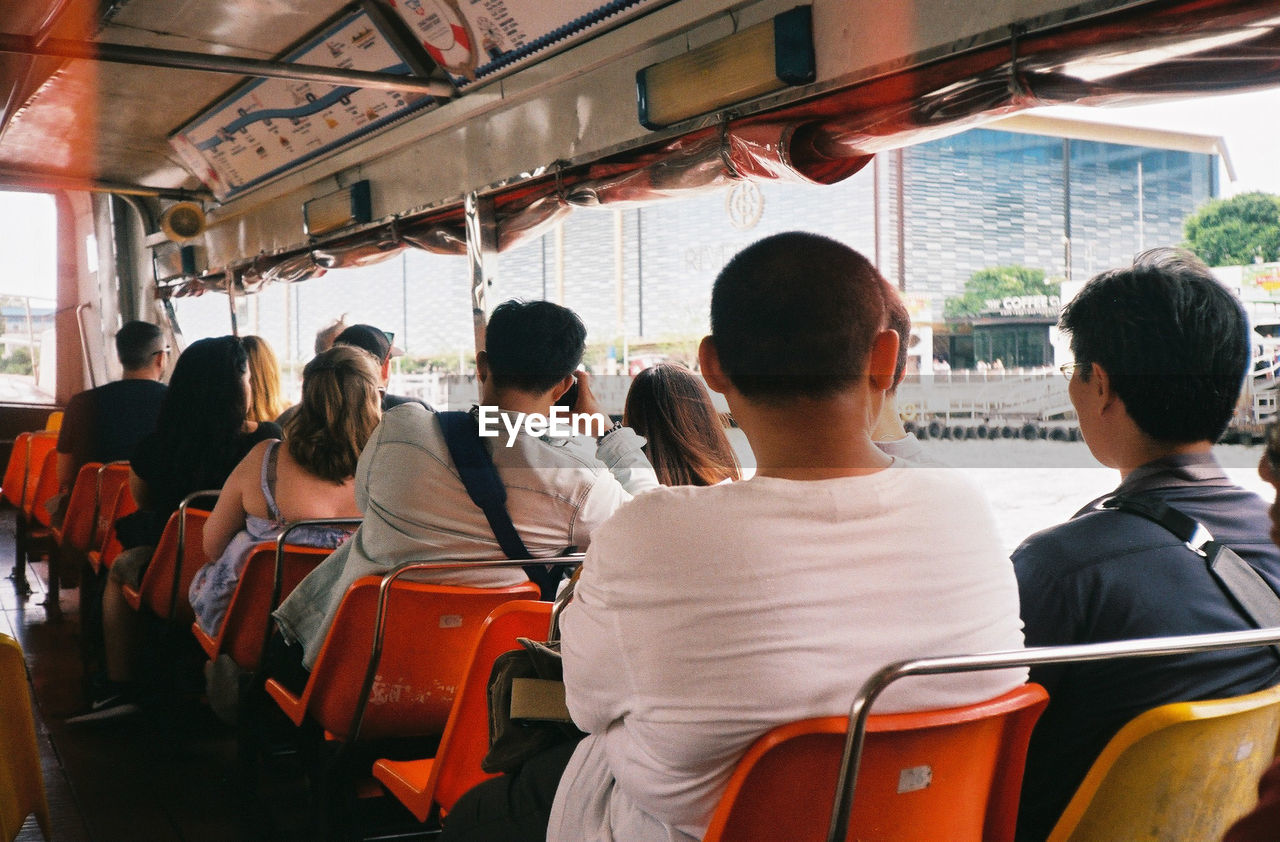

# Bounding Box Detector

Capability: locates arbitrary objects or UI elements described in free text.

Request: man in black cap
[332,323,428,411]
[276,323,429,425]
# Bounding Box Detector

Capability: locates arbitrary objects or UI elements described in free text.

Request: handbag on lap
[482,635,583,774]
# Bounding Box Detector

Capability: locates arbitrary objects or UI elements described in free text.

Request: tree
[1183,191,1280,267]
[944,265,1058,321]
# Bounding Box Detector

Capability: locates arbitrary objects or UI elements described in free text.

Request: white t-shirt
[548,467,1026,842]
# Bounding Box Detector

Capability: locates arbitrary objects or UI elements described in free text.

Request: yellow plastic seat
[0,634,49,842]
[1047,683,1280,842]
[43,411,62,432]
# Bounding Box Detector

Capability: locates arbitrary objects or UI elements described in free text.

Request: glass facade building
[176,127,1217,366]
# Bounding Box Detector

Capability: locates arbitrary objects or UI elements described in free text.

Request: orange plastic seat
[372,600,553,823]
[27,448,60,530]
[43,410,63,431]
[121,491,216,623]
[37,460,104,596]
[192,541,331,668]
[0,431,34,509]
[265,575,540,743]
[15,446,61,591]
[91,463,132,551]
[702,683,1049,842]
[17,432,57,518]
[52,461,103,552]
[88,478,138,574]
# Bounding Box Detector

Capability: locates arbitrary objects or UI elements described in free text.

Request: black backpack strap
[1100,495,1209,551]
[1102,494,1280,656]
[437,411,559,599]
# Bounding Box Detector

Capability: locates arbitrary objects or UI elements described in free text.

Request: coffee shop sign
[981,295,1062,317]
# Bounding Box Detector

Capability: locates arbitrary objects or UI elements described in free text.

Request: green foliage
[1183,192,1280,267]
[0,349,32,375]
[944,266,1058,320]
[397,353,474,374]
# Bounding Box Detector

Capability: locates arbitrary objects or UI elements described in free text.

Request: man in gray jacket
[274,299,657,673]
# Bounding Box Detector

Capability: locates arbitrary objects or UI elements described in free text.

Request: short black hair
[116,320,164,371]
[710,232,889,403]
[1060,247,1249,443]
[484,300,586,392]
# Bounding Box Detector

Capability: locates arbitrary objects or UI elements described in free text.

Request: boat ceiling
[0,0,379,196]
[1,0,1277,277]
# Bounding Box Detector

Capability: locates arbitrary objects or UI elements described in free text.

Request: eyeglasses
[151,346,172,358]
[1059,362,1082,381]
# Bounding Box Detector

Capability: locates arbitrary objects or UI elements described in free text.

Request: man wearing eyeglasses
[1012,248,1280,841]
[56,320,168,495]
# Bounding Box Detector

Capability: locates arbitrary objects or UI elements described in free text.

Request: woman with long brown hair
[623,363,739,486]
[190,344,382,637]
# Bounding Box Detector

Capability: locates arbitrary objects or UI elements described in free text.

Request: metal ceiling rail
[0,167,210,199]
[0,33,455,97]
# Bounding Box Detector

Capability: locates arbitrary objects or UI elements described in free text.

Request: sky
[1,89,1278,301]
[0,191,56,301]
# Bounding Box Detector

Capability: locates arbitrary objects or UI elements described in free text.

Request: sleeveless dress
[189,440,354,636]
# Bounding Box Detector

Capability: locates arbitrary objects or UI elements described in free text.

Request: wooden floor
[1,508,329,842]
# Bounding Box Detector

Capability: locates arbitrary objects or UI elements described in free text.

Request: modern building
[178,116,1224,374]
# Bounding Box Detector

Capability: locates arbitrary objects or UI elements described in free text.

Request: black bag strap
[1101,493,1280,656]
[438,410,559,598]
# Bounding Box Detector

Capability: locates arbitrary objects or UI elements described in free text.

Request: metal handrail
[91,460,129,548]
[549,576,576,642]
[827,625,1280,842]
[166,489,220,620]
[271,518,364,609]
[250,517,364,672]
[349,556,584,743]
[74,302,95,390]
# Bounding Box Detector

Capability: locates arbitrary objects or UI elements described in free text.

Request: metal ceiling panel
[104,0,352,55]
[0,0,357,192]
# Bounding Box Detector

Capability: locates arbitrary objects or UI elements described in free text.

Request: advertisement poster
[1243,263,1280,299]
[386,0,665,82]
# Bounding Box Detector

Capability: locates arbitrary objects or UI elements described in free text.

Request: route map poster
[170,8,434,202]
[386,0,666,83]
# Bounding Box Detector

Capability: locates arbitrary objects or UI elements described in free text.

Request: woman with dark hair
[81,336,282,719]
[623,363,739,486]
[190,345,381,636]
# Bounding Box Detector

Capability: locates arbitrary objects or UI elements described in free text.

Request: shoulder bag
[437,410,584,773]
[1102,493,1280,658]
